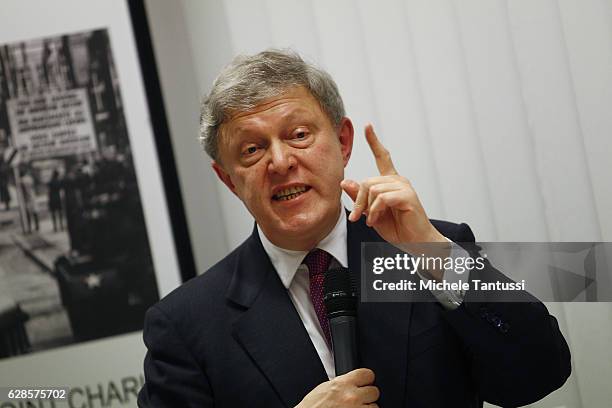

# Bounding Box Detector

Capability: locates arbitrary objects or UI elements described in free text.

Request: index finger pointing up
[365,123,397,176]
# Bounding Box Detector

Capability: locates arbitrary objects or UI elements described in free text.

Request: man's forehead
[225,86,317,122]
[221,88,324,134]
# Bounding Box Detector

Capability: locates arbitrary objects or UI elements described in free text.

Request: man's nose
[267,142,296,175]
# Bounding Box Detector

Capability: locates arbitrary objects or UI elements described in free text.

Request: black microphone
[324,267,359,375]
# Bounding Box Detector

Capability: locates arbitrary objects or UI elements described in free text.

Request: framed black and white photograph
[0,0,194,398]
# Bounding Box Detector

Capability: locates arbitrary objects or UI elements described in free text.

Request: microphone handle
[329,315,359,375]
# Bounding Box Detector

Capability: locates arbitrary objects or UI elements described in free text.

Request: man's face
[213,86,354,250]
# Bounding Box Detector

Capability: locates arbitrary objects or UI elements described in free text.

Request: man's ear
[212,160,237,195]
[338,117,354,167]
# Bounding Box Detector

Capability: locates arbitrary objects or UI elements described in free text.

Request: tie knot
[303,248,332,277]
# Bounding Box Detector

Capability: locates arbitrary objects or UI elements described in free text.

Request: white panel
[355,0,445,220]
[264,0,320,59]
[531,303,583,408]
[223,0,273,54]
[180,0,236,95]
[555,3,612,403]
[405,0,497,240]
[557,0,612,241]
[453,0,549,241]
[562,303,612,406]
[310,0,381,187]
[506,0,601,241]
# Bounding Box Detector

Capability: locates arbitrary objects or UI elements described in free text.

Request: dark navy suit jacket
[138,217,570,407]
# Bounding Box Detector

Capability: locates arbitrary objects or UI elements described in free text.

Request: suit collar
[226,225,328,407]
[226,211,375,307]
[258,208,348,289]
[225,225,270,308]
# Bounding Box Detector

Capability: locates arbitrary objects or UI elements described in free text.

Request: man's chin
[275,218,317,237]
[263,209,339,248]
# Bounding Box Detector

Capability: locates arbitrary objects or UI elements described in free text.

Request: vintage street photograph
[0,29,159,359]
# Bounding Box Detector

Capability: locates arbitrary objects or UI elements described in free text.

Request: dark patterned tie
[303,249,333,346]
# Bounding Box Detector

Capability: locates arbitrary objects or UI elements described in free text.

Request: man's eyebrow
[227,121,264,139]
[279,108,316,125]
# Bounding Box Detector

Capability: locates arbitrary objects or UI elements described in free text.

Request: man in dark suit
[138,50,570,407]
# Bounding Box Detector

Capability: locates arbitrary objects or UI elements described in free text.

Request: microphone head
[324,267,357,318]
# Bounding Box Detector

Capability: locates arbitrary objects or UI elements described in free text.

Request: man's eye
[244,146,258,155]
[294,131,308,139]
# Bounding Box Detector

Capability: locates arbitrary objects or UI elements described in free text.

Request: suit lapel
[347,215,413,407]
[228,227,327,408]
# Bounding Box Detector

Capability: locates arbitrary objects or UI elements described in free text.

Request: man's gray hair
[199,49,345,161]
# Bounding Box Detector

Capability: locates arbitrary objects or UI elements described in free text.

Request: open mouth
[272,185,311,201]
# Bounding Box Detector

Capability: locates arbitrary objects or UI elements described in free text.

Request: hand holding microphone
[295,368,379,408]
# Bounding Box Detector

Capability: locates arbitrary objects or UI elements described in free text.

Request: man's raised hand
[340,124,446,244]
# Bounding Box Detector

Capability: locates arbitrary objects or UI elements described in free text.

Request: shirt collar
[258,208,348,289]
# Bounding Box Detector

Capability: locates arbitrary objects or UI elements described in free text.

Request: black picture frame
[128,0,196,283]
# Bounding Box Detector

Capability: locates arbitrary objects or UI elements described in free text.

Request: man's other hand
[296,368,379,408]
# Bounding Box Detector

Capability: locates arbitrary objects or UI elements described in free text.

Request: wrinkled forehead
[224,85,314,121]
[218,86,328,145]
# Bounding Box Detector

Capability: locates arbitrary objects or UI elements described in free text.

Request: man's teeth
[274,186,308,201]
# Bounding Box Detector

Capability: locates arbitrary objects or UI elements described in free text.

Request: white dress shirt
[257,209,469,380]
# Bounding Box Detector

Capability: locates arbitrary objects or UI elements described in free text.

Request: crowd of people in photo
[0,148,141,253]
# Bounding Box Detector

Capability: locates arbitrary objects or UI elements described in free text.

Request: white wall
[145,0,612,406]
